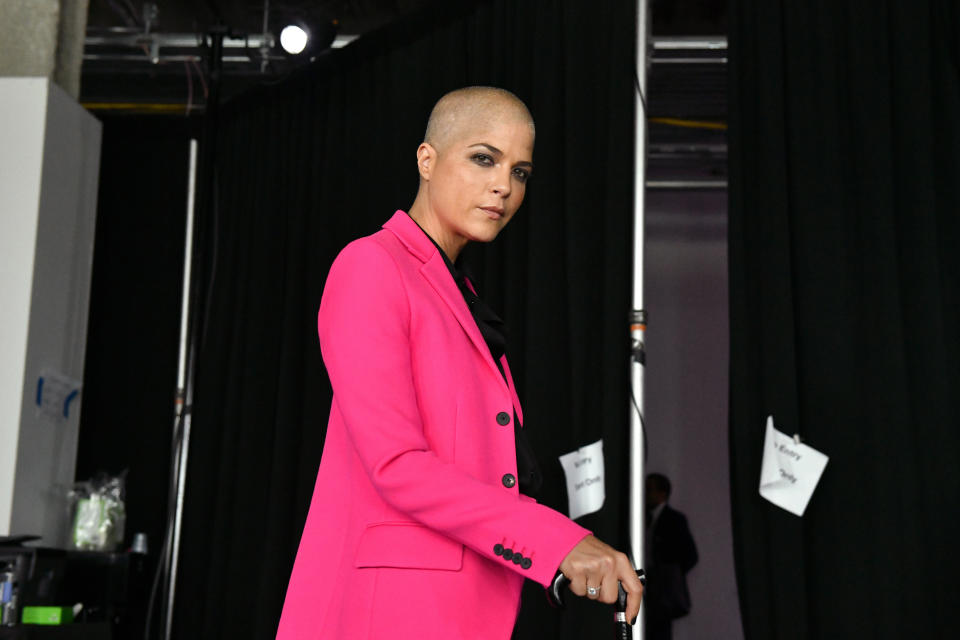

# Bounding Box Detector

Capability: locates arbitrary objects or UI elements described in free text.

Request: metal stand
[161,139,198,640]
[629,1,650,639]
[157,25,227,640]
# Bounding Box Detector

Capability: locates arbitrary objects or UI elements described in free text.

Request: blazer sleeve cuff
[483,500,591,588]
[529,518,592,588]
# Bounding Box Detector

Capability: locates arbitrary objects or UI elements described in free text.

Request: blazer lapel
[499,355,524,427]
[420,254,507,389]
[383,210,507,390]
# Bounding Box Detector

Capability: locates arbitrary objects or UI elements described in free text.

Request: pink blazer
[276,211,591,639]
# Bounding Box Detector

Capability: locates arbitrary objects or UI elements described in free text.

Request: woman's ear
[416,143,436,180]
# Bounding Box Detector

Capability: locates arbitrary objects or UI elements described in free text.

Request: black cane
[547,569,646,638]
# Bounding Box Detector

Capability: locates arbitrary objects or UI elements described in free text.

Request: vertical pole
[163,139,198,640]
[161,25,226,640]
[630,1,649,639]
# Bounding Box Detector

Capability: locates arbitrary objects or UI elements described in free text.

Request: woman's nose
[491,168,512,197]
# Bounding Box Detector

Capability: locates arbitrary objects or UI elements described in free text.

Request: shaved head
[408,87,534,261]
[424,86,535,152]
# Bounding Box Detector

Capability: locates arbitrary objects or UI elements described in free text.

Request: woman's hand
[558,535,644,622]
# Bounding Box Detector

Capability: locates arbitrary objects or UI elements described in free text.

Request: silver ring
[587,585,599,596]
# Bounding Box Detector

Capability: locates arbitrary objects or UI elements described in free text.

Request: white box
[0,77,101,546]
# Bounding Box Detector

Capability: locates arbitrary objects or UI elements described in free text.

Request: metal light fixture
[280,24,309,54]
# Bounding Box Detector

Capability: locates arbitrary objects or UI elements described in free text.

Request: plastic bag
[67,472,126,551]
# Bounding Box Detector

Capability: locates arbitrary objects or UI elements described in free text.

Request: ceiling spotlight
[280,24,309,55]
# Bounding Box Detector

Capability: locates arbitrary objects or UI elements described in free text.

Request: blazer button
[502,473,516,488]
[494,544,504,556]
[512,553,523,565]
[521,557,532,570]
[502,548,514,561]
[496,411,511,426]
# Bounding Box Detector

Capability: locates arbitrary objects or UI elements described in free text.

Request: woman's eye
[472,153,494,166]
[512,168,531,183]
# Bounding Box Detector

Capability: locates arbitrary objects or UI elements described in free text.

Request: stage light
[280,24,308,55]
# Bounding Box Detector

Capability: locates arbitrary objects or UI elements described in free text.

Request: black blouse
[408,216,543,497]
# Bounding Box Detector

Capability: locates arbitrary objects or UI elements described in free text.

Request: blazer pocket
[354,521,464,571]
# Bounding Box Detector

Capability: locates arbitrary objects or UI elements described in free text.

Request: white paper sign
[759,416,829,516]
[559,439,605,520]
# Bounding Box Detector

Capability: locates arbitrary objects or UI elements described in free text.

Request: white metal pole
[630,1,649,639]
[163,138,198,640]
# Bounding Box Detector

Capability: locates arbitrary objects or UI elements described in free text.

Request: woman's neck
[407,201,467,263]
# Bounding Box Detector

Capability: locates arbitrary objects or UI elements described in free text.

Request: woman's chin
[466,219,511,243]
[470,230,504,244]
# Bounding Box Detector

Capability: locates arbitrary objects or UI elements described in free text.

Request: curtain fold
[172,1,637,638]
[76,116,191,569]
[729,0,960,638]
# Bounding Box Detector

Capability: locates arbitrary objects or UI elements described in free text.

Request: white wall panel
[645,189,743,640]
[0,77,100,546]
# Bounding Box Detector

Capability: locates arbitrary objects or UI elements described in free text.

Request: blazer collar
[383,210,437,264]
[383,211,508,393]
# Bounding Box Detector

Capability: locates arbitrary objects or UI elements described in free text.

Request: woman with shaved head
[277,87,642,639]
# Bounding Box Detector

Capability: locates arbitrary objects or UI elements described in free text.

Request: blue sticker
[64,390,79,418]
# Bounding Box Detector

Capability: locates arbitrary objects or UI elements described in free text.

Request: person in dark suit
[645,473,698,640]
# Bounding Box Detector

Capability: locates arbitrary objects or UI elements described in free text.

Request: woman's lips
[480,206,504,219]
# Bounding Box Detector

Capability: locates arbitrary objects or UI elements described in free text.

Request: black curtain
[729,1,960,638]
[77,115,194,564]
[173,1,637,638]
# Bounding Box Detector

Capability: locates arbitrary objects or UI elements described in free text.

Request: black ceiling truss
[81,2,727,182]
